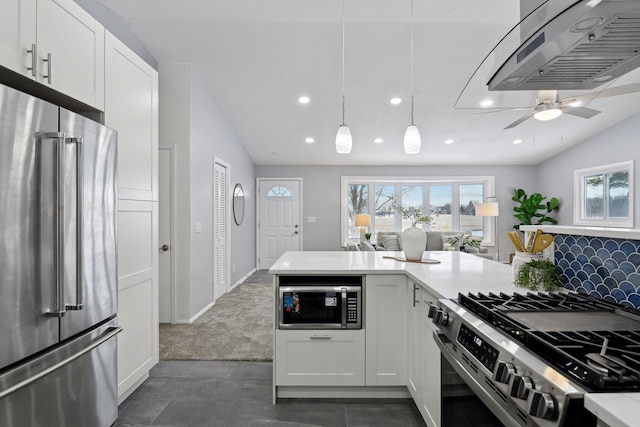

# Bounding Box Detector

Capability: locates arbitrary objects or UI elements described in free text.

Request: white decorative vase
[402,226,426,260]
[512,251,543,283]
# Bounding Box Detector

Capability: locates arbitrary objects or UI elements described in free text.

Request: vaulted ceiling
[97,0,640,165]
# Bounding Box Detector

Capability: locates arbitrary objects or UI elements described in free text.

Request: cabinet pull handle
[413,284,420,307]
[310,335,332,340]
[27,44,37,77]
[42,53,52,84]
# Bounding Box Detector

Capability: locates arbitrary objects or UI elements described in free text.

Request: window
[267,185,292,197]
[574,161,634,228]
[341,176,495,244]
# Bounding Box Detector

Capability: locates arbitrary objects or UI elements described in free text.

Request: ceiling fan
[489,83,640,130]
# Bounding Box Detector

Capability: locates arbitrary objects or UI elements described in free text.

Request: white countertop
[269,250,518,299]
[584,393,639,427]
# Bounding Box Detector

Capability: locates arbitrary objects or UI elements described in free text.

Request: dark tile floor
[115,361,426,427]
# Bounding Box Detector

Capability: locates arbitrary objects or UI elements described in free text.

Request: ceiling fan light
[403,124,421,154]
[336,124,352,153]
[534,108,562,121]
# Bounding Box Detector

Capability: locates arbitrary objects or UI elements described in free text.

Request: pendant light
[403,0,421,154]
[336,0,352,154]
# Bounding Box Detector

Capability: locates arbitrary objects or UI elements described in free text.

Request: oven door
[279,286,361,329]
[434,331,518,427]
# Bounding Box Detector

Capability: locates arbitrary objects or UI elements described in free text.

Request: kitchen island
[269,250,637,427]
[270,250,517,426]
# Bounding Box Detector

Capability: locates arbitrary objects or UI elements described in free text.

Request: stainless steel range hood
[488,0,640,91]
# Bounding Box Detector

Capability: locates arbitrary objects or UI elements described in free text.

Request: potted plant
[512,188,559,230]
[447,233,482,251]
[365,232,372,242]
[514,259,563,291]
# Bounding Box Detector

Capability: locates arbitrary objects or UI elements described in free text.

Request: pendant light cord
[341,0,346,125]
[410,0,415,126]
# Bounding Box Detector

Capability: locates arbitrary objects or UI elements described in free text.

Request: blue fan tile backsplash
[554,234,640,309]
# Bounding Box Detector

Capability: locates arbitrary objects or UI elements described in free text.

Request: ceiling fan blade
[504,111,536,129]
[559,83,640,107]
[596,83,640,99]
[563,107,601,119]
[474,108,529,116]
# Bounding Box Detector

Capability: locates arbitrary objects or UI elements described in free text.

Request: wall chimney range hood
[489,0,640,91]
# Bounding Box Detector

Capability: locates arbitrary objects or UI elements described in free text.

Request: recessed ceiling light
[480,99,493,108]
[374,138,384,143]
[513,139,523,144]
[298,96,310,104]
[390,97,402,105]
[444,139,454,144]
[305,137,314,143]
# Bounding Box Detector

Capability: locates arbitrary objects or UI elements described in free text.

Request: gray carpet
[159,270,274,361]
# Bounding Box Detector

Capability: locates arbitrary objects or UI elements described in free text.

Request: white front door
[213,160,229,301]
[258,179,302,269]
[158,148,173,323]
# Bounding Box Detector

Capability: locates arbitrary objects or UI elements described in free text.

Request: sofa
[373,230,493,259]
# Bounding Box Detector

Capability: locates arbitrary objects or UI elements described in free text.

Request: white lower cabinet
[275,329,365,386]
[407,282,422,401]
[365,274,408,385]
[420,290,442,427]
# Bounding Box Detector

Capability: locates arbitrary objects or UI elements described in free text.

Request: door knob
[293,231,299,235]
[160,244,169,252]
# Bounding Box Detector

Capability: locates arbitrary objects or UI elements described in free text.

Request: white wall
[159,63,256,322]
[536,112,640,227]
[255,164,536,261]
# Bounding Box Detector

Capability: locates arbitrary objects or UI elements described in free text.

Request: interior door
[258,179,301,269]
[213,160,228,301]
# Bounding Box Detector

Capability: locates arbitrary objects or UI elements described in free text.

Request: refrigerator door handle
[41,132,67,318]
[0,326,122,400]
[65,137,84,311]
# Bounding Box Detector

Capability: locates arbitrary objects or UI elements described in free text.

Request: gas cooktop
[458,292,640,392]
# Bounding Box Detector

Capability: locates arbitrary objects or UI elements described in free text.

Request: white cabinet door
[0,0,36,79]
[275,330,365,386]
[421,291,442,427]
[365,274,408,386]
[116,200,158,401]
[105,31,158,201]
[36,0,105,109]
[407,282,422,401]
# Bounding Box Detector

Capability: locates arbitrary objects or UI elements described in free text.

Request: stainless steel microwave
[278,285,362,329]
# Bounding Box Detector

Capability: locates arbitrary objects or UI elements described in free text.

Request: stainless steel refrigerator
[0,83,121,426]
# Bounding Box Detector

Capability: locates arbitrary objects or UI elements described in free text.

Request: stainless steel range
[429,292,640,427]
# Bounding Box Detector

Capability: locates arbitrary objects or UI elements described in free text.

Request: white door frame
[214,157,231,297]
[159,144,177,323]
[256,177,303,270]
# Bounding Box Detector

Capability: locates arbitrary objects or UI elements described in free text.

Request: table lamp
[475,197,500,261]
[355,214,371,241]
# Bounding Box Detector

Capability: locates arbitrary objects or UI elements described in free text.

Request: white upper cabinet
[0,0,36,78]
[104,31,158,201]
[0,0,105,109]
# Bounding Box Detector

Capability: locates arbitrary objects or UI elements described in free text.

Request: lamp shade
[355,214,371,227]
[403,124,421,154]
[475,201,499,217]
[336,124,352,154]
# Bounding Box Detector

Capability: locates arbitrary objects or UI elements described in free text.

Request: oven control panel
[457,323,499,373]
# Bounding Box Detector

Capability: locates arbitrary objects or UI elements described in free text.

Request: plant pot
[512,251,542,283]
[402,226,426,260]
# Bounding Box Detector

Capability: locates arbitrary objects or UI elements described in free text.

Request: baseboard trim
[231,267,257,291]
[276,386,411,399]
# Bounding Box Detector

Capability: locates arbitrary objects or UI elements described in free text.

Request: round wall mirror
[233,183,245,225]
